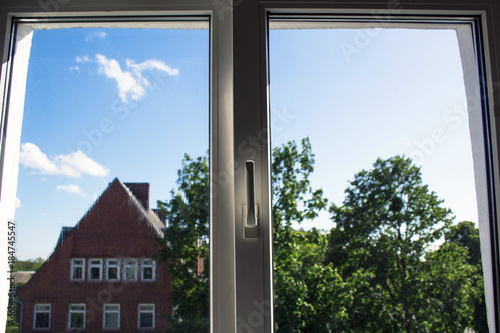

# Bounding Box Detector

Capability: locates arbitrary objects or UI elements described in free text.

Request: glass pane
[35,313,50,328]
[13,23,209,332]
[270,26,487,332]
[140,313,154,328]
[104,313,119,328]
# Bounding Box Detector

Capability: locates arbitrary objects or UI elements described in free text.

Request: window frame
[88,258,103,281]
[141,258,156,281]
[33,303,51,330]
[103,304,120,330]
[123,258,138,281]
[70,258,85,282]
[0,1,500,333]
[137,303,155,329]
[105,258,120,281]
[68,303,86,329]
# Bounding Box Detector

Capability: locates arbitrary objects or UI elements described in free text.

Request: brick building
[17,178,172,331]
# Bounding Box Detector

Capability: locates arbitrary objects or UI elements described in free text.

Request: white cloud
[85,31,107,42]
[95,54,179,104]
[56,184,85,195]
[15,198,21,209]
[69,66,80,71]
[19,143,110,178]
[76,55,90,63]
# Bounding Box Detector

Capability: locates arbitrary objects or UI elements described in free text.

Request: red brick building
[18,178,172,332]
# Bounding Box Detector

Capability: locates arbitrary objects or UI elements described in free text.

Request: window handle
[244,160,258,238]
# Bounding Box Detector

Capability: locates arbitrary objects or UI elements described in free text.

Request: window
[70,258,85,281]
[68,304,86,329]
[106,258,120,281]
[138,304,155,329]
[33,304,50,329]
[124,259,138,281]
[1,2,500,333]
[88,258,103,281]
[103,304,120,329]
[141,259,155,281]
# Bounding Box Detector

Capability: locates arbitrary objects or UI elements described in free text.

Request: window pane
[270,26,487,332]
[139,313,154,328]
[14,22,210,332]
[104,313,119,328]
[34,313,50,328]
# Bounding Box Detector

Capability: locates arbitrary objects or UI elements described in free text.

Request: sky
[270,28,477,231]
[13,26,478,260]
[15,27,209,260]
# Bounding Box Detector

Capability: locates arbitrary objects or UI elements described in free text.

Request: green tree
[155,154,209,333]
[14,257,44,271]
[418,242,482,331]
[326,156,457,332]
[272,138,349,332]
[446,221,487,332]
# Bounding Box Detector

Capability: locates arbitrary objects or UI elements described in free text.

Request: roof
[53,178,165,252]
[54,226,74,249]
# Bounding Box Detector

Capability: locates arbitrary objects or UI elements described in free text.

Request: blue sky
[14,26,477,260]
[270,28,477,230]
[16,28,209,259]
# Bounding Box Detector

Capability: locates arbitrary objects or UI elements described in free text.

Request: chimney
[124,183,150,210]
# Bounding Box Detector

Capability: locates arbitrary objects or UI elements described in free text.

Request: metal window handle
[244,160,258,238]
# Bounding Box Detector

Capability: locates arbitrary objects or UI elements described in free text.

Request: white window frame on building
[141,258,155,281]
[105,258,120,281]
[138,303,155,329]
[68,303,86,329]
[103,304,120,329]
[70,258,85,281]
[1,1,500,333]
[33,304,50,330]
[123,258,138,281]
[88,258,103,281]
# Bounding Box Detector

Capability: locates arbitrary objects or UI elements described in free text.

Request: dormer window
[70,258,85,281]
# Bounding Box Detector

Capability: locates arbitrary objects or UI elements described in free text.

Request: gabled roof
[53,178,164,252]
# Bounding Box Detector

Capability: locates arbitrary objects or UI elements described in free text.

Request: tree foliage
[155,154,209,333]
[326,156,483,332]
[156,144,486,333]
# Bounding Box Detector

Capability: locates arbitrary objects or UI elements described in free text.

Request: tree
[155,154,209,333]
[326,156,457,332]
[272,138,349,332]
[445,221,487,332]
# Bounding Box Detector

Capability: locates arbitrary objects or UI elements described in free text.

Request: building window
[68,304,85,329]
[88,258,103,281]
[70,258,85,281]
[106,258,120,281]
[124,259,138,281]
[138,304,155,329]
[33,304,50,329]
[103,304,120,329]
[141,259,155,281]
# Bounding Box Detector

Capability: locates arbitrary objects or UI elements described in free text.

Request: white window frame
[137,304,155,329]
[141,258,156,281]
[33,304,51,330]
[88,258,103,281]
[70,258,85,281]
[105,258,120,281]
[123,258,138,281]
[103,304,120,329]
[0,1,500,333]
[68,303,86,329]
